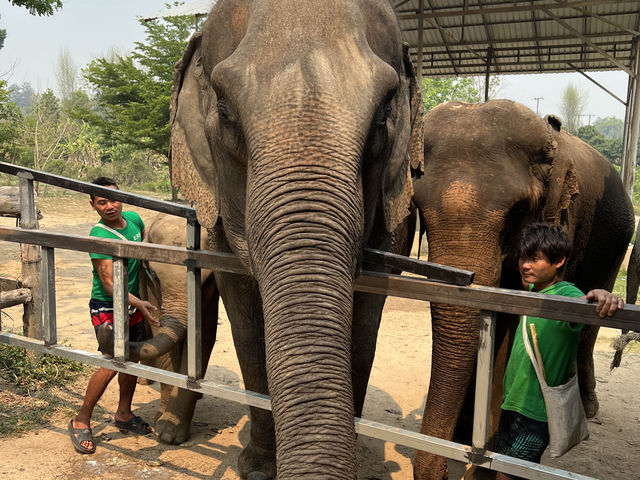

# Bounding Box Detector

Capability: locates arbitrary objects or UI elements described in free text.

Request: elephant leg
[217,271,276,480]
[577,324,600,418]
[155,276,220,444]
[351,292,386,417]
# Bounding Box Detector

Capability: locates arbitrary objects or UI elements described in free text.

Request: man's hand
[137,300,159,327]
[585,289,624,318]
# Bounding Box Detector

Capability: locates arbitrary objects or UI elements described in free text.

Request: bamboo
[529,323,546,381]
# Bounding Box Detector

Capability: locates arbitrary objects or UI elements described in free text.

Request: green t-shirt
[89,210,145,301]
[502,281,584,422]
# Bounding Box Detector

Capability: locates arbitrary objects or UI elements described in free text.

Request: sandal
[68,419,96,454]
[115,415,152,435]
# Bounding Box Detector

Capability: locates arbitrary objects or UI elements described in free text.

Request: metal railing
[1,161,638,480]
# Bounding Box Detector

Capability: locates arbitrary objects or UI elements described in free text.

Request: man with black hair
[68,177,159,455]
[495,222,623,479]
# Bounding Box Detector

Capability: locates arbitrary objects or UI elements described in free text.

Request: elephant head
[170,0,423,477]
[412,100,585,478]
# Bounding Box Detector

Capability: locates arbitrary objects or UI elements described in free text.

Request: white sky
[0,0,631,123]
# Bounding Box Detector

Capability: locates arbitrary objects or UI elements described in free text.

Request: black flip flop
[68,419,96,454]
[115,415,152,435]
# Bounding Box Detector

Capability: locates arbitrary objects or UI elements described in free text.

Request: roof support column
[484,46,493,102]
[622,37,640,199]
[416,0,425,85]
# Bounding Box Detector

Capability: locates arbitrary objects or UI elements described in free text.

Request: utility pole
[577,114,595,125]
[533,97,543,115]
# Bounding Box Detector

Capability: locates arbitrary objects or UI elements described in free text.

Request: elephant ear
[382,43,424,233]
[540,114,579,226]
[170,32,219,230]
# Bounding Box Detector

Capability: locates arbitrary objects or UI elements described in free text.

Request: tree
[0,80,24,160]
[0,27,6,51]
[577,124,622,166]
[560,83,586,134]
[79,13,198,198]
[9,0,62,16]
[54,48,78,102]
[421,77,482,112]
[8,82,35,111]
[592,116,623,140]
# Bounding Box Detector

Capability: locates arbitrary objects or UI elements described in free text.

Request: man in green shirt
[495,222,623,479]
[68,177,159,455]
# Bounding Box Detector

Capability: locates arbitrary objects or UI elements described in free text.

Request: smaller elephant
[102,214,220,444]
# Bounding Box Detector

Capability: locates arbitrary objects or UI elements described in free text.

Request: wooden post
[113,257,130,363]
[18,172,42,341]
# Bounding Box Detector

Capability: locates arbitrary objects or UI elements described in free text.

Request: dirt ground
[0,192,638,480]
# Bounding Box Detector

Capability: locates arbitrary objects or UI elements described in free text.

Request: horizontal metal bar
[0,332,596,480]
[2,225,639,328]
[0,161,196,220]
[363,248,474,286]
[395,0,629,21]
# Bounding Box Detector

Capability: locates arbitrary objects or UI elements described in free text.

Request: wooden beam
[0,226,245,274]
[363,248,474,286]
[0,288,32,309]
[0,161,196,221]
[2,225,638,329]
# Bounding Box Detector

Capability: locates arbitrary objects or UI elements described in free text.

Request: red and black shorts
[89,299,147,345]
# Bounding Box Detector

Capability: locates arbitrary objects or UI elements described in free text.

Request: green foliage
[0,343,85,436]
[593,116,623,140]
[80,11,196,157]
[577,125,623,166]
[0,344,84,392]
[0,28,6,50]
[0,81,24,160]
[421,77,482,112]
[8,0,61,16]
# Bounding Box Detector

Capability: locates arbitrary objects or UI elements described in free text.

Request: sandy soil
[0,193,638,480]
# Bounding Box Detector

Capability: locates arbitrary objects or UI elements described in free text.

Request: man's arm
[93,258,159,327]
[583,289,624,318]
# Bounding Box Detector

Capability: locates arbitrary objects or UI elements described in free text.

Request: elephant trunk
[415,218,503,479]
[246,153,363,478]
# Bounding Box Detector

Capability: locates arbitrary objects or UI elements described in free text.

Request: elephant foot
[155,410,193,445]
[581,392,599,419]
[238,441,276,480]
[413,451,448,480]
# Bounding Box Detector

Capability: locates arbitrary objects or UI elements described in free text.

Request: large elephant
[411,100,634,479]
[626,218,639,305]
[165,1,422,478]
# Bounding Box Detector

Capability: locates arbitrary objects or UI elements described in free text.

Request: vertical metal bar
[113,257,129,362]
[472,311,496,451]
[187,219,203,380]
[622,37,640,199]
[41,247,57,346]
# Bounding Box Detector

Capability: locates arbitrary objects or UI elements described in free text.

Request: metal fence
[1,161,638,480]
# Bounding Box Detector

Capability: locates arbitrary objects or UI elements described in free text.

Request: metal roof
[143,0,639,78]
[394,0,640,78]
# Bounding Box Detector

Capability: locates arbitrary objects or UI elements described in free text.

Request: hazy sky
[0,0,631,123]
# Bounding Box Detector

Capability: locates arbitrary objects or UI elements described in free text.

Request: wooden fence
[1,161,639,480]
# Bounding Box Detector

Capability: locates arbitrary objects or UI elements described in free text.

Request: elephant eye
[217,99,232,123]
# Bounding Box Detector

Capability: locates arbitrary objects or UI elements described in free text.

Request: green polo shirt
[89,210,145,301]
[502,281,584,422]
